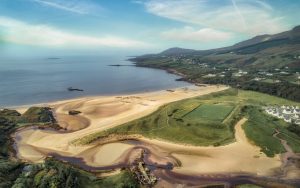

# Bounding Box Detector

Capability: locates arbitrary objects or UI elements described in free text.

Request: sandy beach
[13,85,283,179]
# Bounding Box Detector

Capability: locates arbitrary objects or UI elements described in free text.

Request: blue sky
[0,0,299,56]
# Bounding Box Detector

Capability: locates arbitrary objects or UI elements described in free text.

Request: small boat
[67,87,84,91]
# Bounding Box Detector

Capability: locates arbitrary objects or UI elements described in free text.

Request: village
[264,105,300,125]
[163,54,300,85]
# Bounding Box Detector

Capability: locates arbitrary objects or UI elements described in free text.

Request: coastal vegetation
[76,89,300,157]
[133,55,300,102]
[237,184,263,188]
[76,89,241,146]
[287,123,300,137]
[131,26,300,102]
[20,107,55,123]
[0,108,139,188]
[12,158,138,188]
[242,106,286,156]
[0,109,23,187]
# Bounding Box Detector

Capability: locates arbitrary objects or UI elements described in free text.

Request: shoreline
[11,86,280,172]
[9,85,300,187]
[131,59,300,103]
[132,62,192,83]
[12,85,226,161]
[2,60,192,109]
[9,84,194,112]
[12,116,300,187]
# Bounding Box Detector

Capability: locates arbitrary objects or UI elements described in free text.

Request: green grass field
[114,101,236,146]
[237,184,263,188]
[76,93,239,146]
[76,88,300,157]
[242,106,285,157]
[184,103,234,122]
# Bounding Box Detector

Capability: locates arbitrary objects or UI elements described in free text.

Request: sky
[0,0,299,57]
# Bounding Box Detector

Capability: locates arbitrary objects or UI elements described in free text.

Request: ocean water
[0,56,190,107]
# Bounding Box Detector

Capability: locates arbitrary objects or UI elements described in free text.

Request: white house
[264,105,300,124]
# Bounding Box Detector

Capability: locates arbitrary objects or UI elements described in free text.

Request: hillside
[163,25,300,56]
[160,47,197,56]
[131,26,300,101]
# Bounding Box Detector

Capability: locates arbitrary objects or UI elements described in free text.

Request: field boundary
[180,103,202,119]
[222,104,240,124]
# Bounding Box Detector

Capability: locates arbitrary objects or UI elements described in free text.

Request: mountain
[225,26,300,54]
[155,26,300,57]
[131,25,300,72]
[131,26,300,102]
[131,26,300,100]
[159,47,196,56]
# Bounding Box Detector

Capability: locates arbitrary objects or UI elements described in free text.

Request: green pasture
[76,88,300,157]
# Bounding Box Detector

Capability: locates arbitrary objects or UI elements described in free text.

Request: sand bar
[13,85,281,176]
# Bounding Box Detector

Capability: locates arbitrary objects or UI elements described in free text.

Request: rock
[68,87,84,91]
[68,110,81,115]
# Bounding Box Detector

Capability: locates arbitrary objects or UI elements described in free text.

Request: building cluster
[264,105,300,125]
[198,63,209,68]
[203,73,216,78]
[167,56,299,84]
[233,70,248,77]
[253,77,281,83]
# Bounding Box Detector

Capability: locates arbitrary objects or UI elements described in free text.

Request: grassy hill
[140,25,300,60]
[76,89,300,157]
[131,26,300,102]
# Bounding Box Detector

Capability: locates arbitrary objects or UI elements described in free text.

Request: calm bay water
[0,56,190,107]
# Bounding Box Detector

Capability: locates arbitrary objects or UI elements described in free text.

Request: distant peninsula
[108,64,133,67]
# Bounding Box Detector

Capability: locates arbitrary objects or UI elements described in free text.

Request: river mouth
[47,140,175,172]
[12,127,300,188]
[11,87,300,187]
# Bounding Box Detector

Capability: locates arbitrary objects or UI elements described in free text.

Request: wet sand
[11,85,300,187]
[14,85,228,162]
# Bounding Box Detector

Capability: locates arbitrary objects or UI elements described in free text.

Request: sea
[0,56,190,107]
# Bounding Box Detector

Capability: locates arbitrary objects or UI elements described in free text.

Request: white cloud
[0,16,147,48]
[31,0,103,15]
[162,26,232,42]
[143,0,286,35]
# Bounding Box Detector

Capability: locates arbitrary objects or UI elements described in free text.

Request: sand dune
[169,118,281,176]
[56,114,90,131]
[13,85,282,177]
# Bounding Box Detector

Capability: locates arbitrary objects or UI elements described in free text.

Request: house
[283,115,292,123]
[264,105,300,124]
[283,108,292,114]
[203,74,216,78]
[233,73,242,77]
[280,71,289,75]
[254,77,263,81]
[238,70,248,75]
